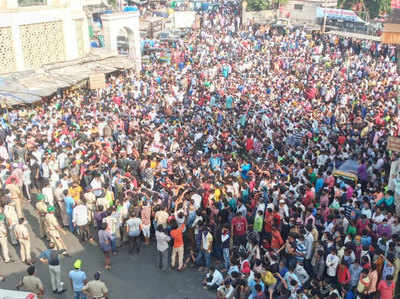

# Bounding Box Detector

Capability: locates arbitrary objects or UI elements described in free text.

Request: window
[294,4,303,10]
[18,0,47,6]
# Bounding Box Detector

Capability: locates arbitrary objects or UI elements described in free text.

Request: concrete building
[0,0,91,73]
[0,0,141,75]
[280,0,337,24]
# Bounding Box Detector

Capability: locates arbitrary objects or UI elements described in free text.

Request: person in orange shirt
[170,220,185,271]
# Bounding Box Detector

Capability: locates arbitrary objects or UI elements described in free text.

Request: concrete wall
[102,12,141,73]
[244,10,275,25]
[174,11,196,28]
[0,3,90,73]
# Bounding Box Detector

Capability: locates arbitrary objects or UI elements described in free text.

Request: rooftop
[0,49,135,106]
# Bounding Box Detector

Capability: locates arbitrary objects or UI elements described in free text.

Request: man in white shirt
[202,266,223,290]
[326,248,339,285]
[72,201,91,242]
[217,279,235,299]
[155,225,170,271]
[42,180,55,206]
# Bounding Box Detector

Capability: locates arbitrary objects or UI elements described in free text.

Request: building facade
[0,0,91,74]
[280,0,337,24]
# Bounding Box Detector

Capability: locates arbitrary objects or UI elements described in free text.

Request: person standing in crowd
[126,212,142,255]
[35,193,48,239]
[63,189,75,233]
[170,220,185,271]
[3,200,18,245]
[82,271,109,299]
[155,224,170,272]
[0,213,12,263]
[14,217,31,265]
[45,205,68,254]
[69,259,87,299]
[16,265,44,298]
[72,200,91,242]
[98,222,112,270]
[38,241,66,294]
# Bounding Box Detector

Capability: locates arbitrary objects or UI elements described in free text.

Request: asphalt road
[0,201,215,299]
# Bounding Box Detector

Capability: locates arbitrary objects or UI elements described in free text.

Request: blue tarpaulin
[123,6,138,12]
[316,8,365,23]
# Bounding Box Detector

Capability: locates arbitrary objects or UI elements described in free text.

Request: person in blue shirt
[248,272,265,299]
[63,190,75,233]
[315,172,324,197]
[376,190,394,211]
[69,259,87,299]
[344,285,356,299]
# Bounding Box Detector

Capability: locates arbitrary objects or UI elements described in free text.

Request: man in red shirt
[377,275,395,299]
[231,211,247,247]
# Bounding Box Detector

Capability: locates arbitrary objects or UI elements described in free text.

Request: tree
[338,0,392,19]
[246,0,288,11]
[246,0,270,11]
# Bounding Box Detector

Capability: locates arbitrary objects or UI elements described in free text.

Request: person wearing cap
[82,271,109,299]
[45,205,68,254]
[14,217,31,265]
[38,241,66,294]
[0,213,12,263]
[69,259,88,299]
[16,265,44,298]
[35,193,48,239]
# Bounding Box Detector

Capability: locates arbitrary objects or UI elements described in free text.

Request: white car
[0,289,37,299]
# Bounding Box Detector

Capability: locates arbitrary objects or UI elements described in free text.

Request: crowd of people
[0,2,400,299]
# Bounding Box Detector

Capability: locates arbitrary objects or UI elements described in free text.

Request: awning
[0,50,136,106]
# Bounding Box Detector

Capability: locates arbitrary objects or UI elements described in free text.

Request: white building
[0,0,141,74]
[281,0,338,24]
[0,0,92,73]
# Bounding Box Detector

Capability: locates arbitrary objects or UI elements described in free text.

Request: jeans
[158,249,169,271]
[128,235,141,254]
[223,247,230,270]
[195,249,211,269]
[110,237,117,252]
[74,291,87,299]
[67,213,74,233]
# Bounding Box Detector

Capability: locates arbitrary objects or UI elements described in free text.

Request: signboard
[316,8,364,23]
[392,0,400,9]
[89,73,105,90]
[388,159,400,191]
[388,136,400,152]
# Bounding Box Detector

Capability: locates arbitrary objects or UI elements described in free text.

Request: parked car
[155,31,180,42]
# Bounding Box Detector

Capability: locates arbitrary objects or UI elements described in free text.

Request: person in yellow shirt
[68,182,82,202]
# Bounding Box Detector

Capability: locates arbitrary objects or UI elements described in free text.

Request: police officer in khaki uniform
[17,265,44,298]
[35,193,48,239]
[82,271,109,299]
[45,206,68,254]
[0,213,11,263]
[5,177,23,218]
[14,217,31,264]
[3,200,18,245]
